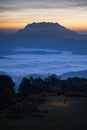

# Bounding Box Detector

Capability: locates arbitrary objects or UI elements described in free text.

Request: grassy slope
[0,96,87,130]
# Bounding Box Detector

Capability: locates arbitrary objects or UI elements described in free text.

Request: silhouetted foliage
[19,76,48,96]
[0,75,15,104]
[61,77,87,95]
[19,75,87,97]
[1,74,87,100]
[19,74,61,96]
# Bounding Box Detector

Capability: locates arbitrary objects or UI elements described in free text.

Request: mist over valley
[0,22,87,88]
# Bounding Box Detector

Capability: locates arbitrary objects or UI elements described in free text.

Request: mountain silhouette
[15,22,81,40]
[0,22,87,53]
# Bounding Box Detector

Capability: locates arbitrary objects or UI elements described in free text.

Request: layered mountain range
[0,22,87,54]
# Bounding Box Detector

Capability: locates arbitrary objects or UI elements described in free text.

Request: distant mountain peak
[16,22,80,40]
[24,22,66,31]
[0,22,87,53]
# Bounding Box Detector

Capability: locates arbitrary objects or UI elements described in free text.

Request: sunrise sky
[0,0,87,33]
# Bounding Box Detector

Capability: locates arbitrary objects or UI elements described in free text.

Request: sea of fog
[0,48,87,89]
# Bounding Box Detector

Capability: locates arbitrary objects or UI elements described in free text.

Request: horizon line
[0,21,87,34]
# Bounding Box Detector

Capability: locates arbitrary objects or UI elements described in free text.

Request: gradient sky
[0,0,87,32]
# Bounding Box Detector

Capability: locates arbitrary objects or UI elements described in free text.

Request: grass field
[0,96,87,130]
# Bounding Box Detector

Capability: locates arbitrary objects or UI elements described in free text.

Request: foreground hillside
[0,96,87,130]
[60,70,87,79]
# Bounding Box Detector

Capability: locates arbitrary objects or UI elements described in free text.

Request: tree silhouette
[0,75,15,104]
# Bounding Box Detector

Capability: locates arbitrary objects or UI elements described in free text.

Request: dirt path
[0,96,87,130]
[39,96,87,130]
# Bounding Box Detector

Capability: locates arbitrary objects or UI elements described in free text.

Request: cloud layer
[0,0,87,11]
[0,0,87,30]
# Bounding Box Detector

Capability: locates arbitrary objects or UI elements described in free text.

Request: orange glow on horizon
[0,0,87,33]
[0,19,87,31]
[0,23,87,32]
